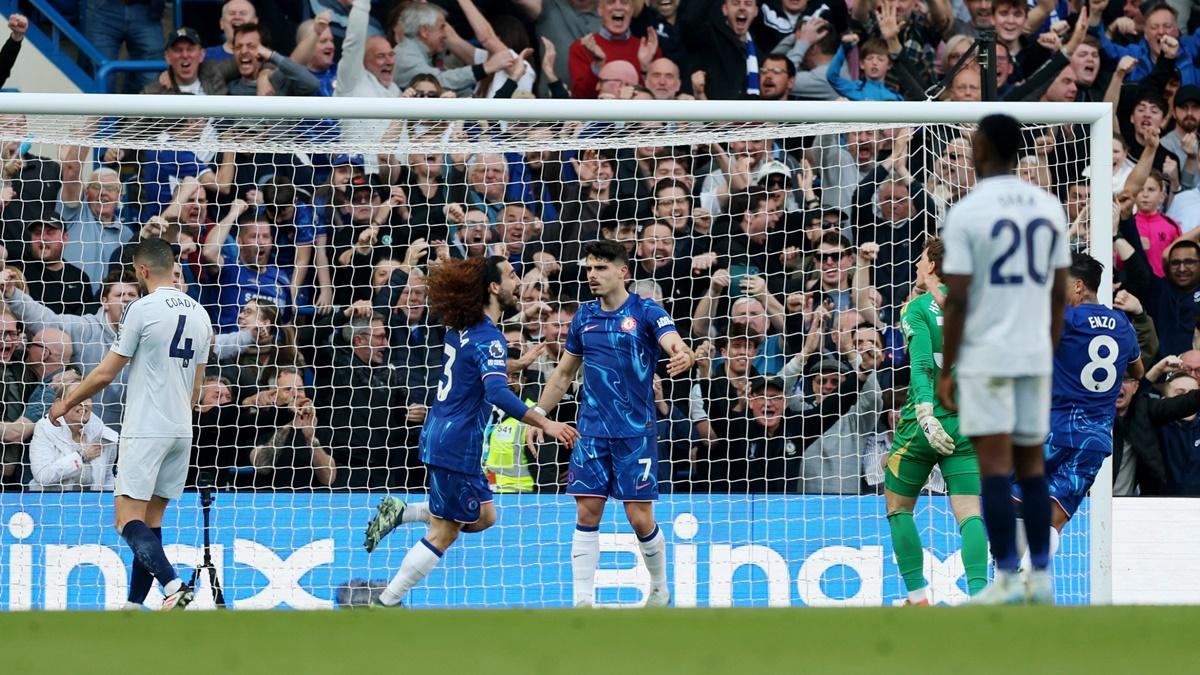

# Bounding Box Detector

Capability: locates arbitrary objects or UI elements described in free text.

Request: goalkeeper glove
[915,402,956,456]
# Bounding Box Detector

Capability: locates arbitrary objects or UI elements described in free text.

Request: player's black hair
[583,239,630,267]
[483,254,508,291]
[132,237,176,274]
[977,114,1024,168]
[1069,252,1105,292]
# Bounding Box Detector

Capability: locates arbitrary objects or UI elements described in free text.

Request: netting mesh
[0,108,1095,609]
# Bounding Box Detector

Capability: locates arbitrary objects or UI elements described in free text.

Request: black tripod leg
[208,563,225,608]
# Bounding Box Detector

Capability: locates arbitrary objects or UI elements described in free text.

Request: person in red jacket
[568,0,661,98]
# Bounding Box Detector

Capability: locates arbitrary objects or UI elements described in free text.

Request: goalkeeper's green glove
[915,402,956,456]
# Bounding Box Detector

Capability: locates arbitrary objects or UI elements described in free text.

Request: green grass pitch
[3,606,1192,674]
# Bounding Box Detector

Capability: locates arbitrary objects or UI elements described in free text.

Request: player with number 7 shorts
[535,240,695,608]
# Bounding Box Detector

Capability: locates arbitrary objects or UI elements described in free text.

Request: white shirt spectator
[28,412,118,491]
[336,0,400,156]
[1168,187,1200,233]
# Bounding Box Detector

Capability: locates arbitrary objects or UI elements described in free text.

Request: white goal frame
[0,94,1115,605]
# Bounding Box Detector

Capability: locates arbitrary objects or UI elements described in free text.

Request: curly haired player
[363,256,578,607]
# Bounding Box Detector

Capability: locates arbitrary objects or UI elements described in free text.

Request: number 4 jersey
[111,286,213,438]
[942,175,1071,378]
[1047,304,1140,454]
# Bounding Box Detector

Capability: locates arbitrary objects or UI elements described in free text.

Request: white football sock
[572,526,600,606]
[1015,518,1030,571]
[402,502,431,524]
[379,538,442,606]
[637,525,666,588]
[162,578,183,596]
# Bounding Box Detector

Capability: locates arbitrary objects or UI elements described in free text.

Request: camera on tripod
[189,471,226,607]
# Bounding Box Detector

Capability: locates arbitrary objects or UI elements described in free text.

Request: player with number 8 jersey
[1012,253,1142,569]
[47,239,212,611]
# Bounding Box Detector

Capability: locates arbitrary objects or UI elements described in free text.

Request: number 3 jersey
[1047,304,1140,454]
[420,317,511,474]
[111,286,213,438]
[941,175,1071,377]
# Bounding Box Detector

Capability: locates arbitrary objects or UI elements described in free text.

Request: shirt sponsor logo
[621,317,637,333]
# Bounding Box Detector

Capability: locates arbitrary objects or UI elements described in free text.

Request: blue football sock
[1018,476,1052,570]
[121,520,178,588]
[126,526,162,604]
[980,475,1019,572]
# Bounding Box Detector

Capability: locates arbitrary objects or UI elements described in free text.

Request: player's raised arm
[47,351,129,426]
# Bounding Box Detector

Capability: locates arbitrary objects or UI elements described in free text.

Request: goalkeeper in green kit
[885,237,988,604]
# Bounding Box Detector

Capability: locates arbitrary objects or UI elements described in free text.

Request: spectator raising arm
[200,198,250,271]
[0,14,26,90]
[290,10,332,65]
[56,144,88,209]
[335,0,371,96]
[852,243,885,328]
[256,47,322,96]
[1114,287,1159,374]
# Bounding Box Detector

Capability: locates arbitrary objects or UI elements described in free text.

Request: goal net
[0,96,1111,609]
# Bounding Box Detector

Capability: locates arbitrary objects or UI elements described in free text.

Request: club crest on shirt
[620,317,637,333]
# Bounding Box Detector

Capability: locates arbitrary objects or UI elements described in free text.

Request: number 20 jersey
[941,175,1071,377]
[1047,304,1140,454]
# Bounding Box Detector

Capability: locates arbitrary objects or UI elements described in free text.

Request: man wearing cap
[142,28,228,96]
[330,175,406,305]
[20,218,97,317]
[706,375,802,492]
[1162,85,1200,190]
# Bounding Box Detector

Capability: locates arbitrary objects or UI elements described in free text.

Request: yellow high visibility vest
[484,400,535,493]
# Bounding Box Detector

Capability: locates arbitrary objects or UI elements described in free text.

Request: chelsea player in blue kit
[1014,253,1142,575]
[362,256,578,607]
[535,240,695,607]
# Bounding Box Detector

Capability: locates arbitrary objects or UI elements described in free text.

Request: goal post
[0,94,1113,609]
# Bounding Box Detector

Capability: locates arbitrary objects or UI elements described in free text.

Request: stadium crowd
[0,0,1197,496]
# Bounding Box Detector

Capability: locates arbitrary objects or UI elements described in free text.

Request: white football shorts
[956,374,1050,446]
[114,436,191,501]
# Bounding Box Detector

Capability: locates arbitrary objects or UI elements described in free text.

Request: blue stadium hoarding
[0,493,1088,609]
